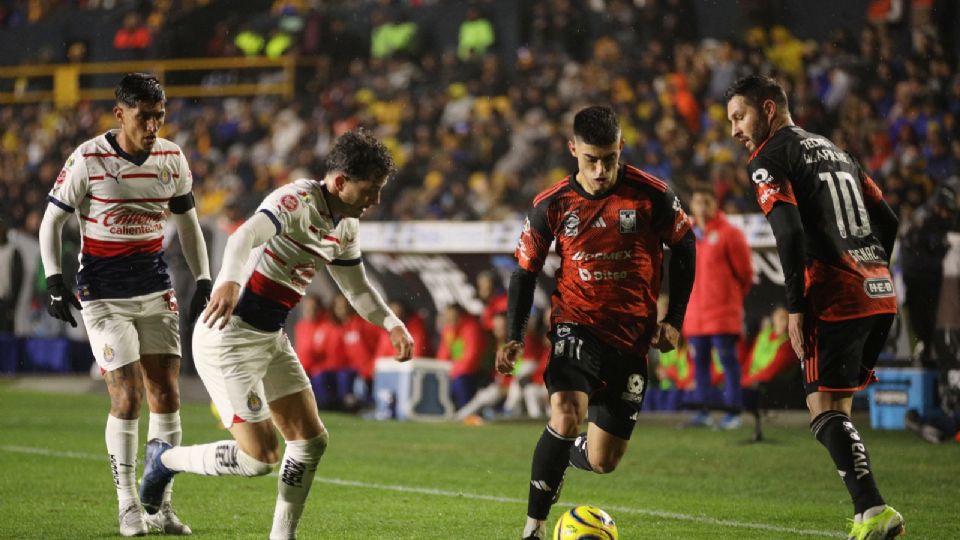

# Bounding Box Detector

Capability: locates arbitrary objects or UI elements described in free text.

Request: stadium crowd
[1,0,959,417]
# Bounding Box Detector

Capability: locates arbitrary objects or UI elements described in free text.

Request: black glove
[46,273,81,328]
[188,278,212,326]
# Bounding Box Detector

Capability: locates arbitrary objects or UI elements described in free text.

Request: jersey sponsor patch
[863,277,895,298]
[752,168,773,184]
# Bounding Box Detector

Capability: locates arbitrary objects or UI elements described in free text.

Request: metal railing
[0,56,296,106]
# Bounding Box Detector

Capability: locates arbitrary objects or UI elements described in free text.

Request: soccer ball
[553,505,619,539]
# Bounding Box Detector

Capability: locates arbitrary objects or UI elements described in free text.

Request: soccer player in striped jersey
[39,73,211,536]
[497,106,697,539]
[726,75,903,540]
[139,130,414,540]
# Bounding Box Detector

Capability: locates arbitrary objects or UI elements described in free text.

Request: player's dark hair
[724,75,789,112]
[325,129,396,182]
[115,73,165,107]
[573,105,620,146]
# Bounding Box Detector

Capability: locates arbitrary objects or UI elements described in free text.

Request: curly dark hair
[573,105,620,146]
[115,73,165,107]
[325,129,396,182]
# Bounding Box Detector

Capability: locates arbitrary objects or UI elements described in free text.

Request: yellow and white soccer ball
[553,505,619,539]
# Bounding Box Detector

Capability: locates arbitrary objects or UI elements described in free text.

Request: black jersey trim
[105,132,150,166]
[567,166,626,200]
[47,195,75,213]
[259,209,282,235]
[330,257,362,266]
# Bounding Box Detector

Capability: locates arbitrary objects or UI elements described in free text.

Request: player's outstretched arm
[39,202,82,327]
[202,211,276,329]
[497,268,538,374]
[327,262,414,361]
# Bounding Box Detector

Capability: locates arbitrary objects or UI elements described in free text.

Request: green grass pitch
[0,384,956,539]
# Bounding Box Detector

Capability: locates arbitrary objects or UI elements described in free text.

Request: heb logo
[102,208,165,226]
[863,277,895,298]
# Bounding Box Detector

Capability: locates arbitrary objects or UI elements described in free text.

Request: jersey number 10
[819,171,871,239]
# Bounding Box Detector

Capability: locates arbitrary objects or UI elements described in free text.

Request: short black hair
[115,73,165,107]
[724,75,789,111]
[573,105,620,146]
[325,129,396,182]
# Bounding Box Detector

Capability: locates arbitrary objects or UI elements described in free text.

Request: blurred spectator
[113,11,152,58]
[341,298,382,406]
[235,24,266,56]
[683,185,753,429]
[0,218,24,333]
[476,269,507,331]
[458,5,495,61]
[370,9,418,60]
[294,295,339,409]
[741,306,800,441]
[900,181,956,360]
[436,303,490,408]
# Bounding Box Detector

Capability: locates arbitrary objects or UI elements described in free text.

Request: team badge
[672,196,681,212]
[247,391,263,412]
[55,168,68,186]
[102,344,115,362]
[158,168,172,185]
[562,212,580,237]
[281,194,299,212]
[619,209,637,233]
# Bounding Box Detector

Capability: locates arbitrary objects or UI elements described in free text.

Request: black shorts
[803,313,895,395]
[544,323,650,440]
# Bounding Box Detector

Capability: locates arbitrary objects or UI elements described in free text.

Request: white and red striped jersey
[48,130,192,300]
[233,178,361,331]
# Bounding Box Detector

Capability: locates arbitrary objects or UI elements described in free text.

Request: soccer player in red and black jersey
[496,106,696,540]
[726,76,904,540]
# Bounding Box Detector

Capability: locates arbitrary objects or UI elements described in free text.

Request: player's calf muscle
[104,366,145,418]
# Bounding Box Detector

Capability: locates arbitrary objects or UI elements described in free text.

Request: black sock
[568,432,592,471]
[528,425,575,520]
[810,411,885,514]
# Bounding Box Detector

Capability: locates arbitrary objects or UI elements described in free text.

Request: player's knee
[310,430,329,458]
[236,449,276,477]
[550,412,582,438]
[110,386,144,417]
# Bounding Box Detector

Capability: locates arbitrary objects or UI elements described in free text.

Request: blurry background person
[741,306,801,441]
[683,185,753,429]
[0,218,23,334]
[437,302,491,408]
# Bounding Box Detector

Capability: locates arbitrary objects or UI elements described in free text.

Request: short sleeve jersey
[748,126,897,320]
[233,178,362,331]
[515,164,691,352]
[48,130,192,300]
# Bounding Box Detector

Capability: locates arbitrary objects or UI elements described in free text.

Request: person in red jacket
[436,303,490,407]
[374,301,433,359]
[294,295,342,409]
[341,300,381,407]
[683,184,753,429]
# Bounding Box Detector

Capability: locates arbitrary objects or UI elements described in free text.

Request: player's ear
[334,174,348,191]
[619,138,625,151]
[113,105,124,124]
[567,139,577,158]
[763,99,777,121]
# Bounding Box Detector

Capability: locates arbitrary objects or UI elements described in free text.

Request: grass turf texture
[0,384,955,539]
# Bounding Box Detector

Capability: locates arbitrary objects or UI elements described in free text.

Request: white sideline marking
[0,444,842,538]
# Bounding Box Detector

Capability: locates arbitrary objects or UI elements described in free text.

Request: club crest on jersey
[158,168,172,185]
[281,194,299,212]
[562,212,580,237]
[102,344,115,362]
[672,196,681,212]
[619,209,637,233]
[247,391,263,412]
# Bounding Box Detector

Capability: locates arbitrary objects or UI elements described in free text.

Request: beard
[751,114,771,148]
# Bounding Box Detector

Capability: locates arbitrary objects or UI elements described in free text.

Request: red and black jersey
[515,164,691,352]
[749,126,897,320]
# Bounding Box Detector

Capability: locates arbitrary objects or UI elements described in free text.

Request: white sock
[522,517,546,538]
[148,412,181,504]
[161,440,275,477]
[862,505,888,520]
[270,434,329,540]
[105,415,139,511]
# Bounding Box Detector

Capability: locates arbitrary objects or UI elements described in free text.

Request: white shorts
[82,289,181,372]
[193,316,311,428]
